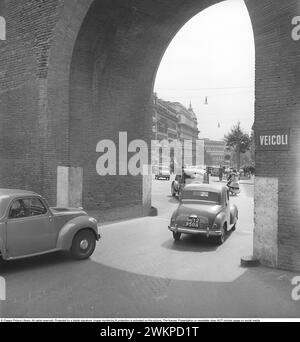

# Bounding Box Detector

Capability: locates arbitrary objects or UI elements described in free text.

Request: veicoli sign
[256,129,290,151]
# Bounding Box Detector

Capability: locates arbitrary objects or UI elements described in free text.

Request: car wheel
[173,232,181,241]
[71,229,96,260]
[215,226,226,245]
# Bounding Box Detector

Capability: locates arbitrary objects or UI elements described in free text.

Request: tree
[224,122,251,170]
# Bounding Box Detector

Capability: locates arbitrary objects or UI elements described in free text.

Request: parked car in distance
[208,167,222,178]
[155,165,171,181]
[169,184,238,245]
[171,168,209,198]
[0,189,100,261]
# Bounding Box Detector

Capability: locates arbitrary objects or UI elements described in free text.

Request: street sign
[256,129,290,151]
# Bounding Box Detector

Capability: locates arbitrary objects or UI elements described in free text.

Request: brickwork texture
[0,0,300,271]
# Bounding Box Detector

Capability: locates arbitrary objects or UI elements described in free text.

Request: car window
[182,190,220,203]
[9,199,30,219]
[23,198,47,216]
[9,198,47,219]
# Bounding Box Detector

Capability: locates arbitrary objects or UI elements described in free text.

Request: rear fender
[56,216,99,251]
[230,205,238,224]
[214,211,226,229]
[0,237,6,260]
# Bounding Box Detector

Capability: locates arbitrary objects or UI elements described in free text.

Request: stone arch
[46,0,300,271]
[1,0,299,270]
[47,0,224,212]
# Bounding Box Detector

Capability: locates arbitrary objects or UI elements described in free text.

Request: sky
[154,0,255,141]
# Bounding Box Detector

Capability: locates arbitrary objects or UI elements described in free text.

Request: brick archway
[0,0,300,271]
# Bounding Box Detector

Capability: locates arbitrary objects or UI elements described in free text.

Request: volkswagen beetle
[168,184,238,245]
[0,189,100,261]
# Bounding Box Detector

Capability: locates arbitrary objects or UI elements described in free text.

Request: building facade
[152,95,200,169]
[204,139,226,167]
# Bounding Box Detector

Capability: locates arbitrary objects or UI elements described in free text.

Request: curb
[148,207,158,217]
[241,256,260,268]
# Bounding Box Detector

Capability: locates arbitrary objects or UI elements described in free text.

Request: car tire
[171,184,176,197]
[71,229,96,260]
[173,232,181,241]
[215,226,226,246]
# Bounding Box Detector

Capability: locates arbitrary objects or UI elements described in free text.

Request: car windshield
[186,175,204,184]
[182,190,220,204]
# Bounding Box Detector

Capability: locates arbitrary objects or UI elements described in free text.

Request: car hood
[51,207,87,214]
[175,202,223,225]
[50,207,89,227]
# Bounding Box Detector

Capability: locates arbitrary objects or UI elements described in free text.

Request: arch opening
[151,0,255,257]
[45,0,300,271]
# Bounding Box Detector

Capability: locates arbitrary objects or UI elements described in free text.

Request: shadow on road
[0,252,77,275]
[0,241,298,318]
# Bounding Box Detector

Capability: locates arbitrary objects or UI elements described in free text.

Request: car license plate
[186,217,200,228]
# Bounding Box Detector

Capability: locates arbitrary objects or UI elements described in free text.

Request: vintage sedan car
[171,168,209,197]
[155,165,171,181]
[169,184,238,245]
[0,189,100,261]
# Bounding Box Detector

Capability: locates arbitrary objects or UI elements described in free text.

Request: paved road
[0,178,300,318]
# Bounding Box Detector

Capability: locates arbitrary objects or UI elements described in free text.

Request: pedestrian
[219,167,224,182]
[227,170,240,196]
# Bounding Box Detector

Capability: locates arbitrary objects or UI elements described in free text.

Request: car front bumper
[168,225,222,237]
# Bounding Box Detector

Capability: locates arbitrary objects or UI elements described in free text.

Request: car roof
[0,189,39,199]
[184,183,226,193]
